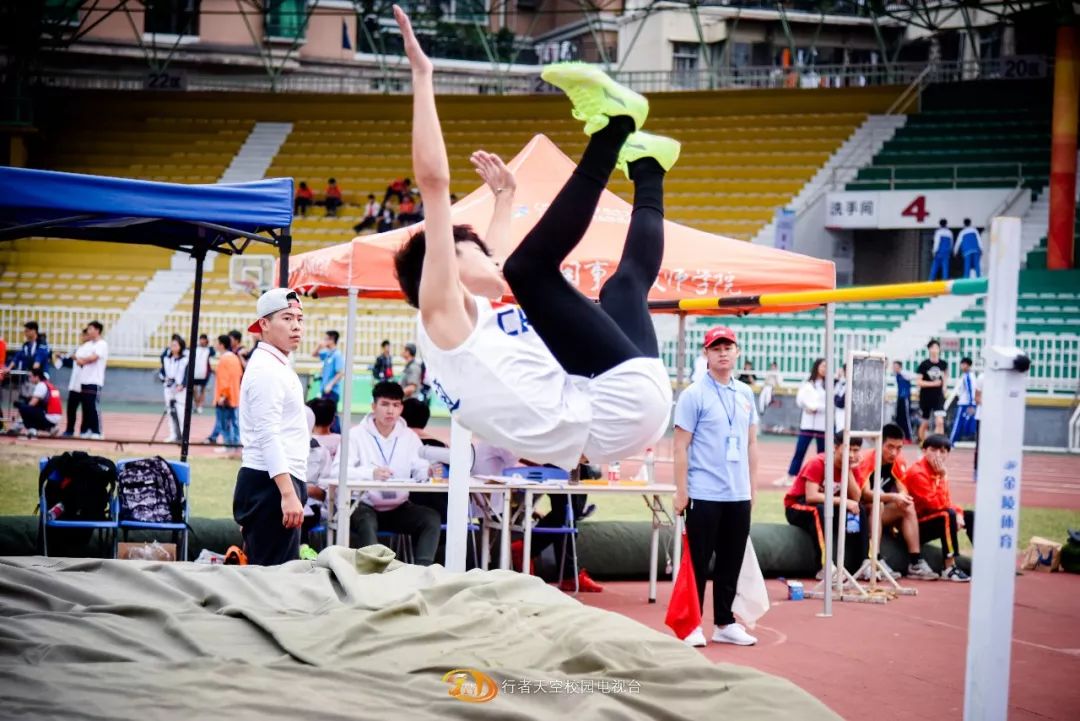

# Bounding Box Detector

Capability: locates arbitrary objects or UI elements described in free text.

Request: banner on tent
[825,189,1014,230]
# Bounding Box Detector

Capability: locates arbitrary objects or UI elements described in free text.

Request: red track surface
[580,574,1080,721]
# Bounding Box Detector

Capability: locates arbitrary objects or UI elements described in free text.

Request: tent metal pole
[334,287,359,548]
[179,247,205,464]
[821,302,835,617]
[675,312,687,400]
[278,231,292,288]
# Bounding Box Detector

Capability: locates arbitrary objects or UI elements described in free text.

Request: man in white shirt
[327,381,442,565]
[74,320,107,439]
[234,288,309,565]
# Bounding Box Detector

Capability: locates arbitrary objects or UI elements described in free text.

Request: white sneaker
[26,428,38,438]
[87,432,103,440]
[165,434,178,443]
[877,558,899,580]
[907,558,939,580]
[195,406,203,415]
[683,626,707,647]
[855,565,873,582]
[942,565,971,582]
[713,623,757,646]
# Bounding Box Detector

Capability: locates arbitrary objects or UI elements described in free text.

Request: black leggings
[65,389,82,435]
[685,499,752,626]
[502,116,664,378]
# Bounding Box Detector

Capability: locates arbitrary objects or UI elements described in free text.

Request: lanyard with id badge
[710,376,742,462]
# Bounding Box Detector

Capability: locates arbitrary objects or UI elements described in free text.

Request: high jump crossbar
[648,277,988,312]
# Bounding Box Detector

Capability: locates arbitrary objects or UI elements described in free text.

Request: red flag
[664,532,701,640]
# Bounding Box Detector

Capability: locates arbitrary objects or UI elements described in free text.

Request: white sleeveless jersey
[417,296,672,470]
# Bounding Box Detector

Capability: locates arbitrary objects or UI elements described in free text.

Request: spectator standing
[209,334,242,452]
[954,219,983,279]
[229,329,250,370]
[3,321,51,401]
[758,361,782,415]
[161,335,189,443]
[192,333,215,414]
[778,358,827,487]
[235,288,309,565]
[904,434,973,581]
[315,330,345,403]
[371,339,393,382]
[399,342,427,403]
[673,326,759,648]
[856,423,938,580]
[60,327,87,438]
[328,381,442,565]
[324,178,343,217]
[916,339,948,442]
[295,181,314,217]
[737,360,756,386]
[833,363,847,433]
[74,320,107,439]
[929,218,953,281]
[949,357,978,444]
[352,194,380,233]
[783,433,869,577]
[892,360,915,441]
[15,366,62,437]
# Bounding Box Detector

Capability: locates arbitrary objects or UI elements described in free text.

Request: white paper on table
[732,538,770,629]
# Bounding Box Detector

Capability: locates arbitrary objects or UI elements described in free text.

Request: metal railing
[661,324,1079,395]
[5,305,1075,393]
[836,162,1029,191]
[25,55,1049,97]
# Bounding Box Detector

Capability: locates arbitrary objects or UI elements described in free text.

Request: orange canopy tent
[286,134,835,310]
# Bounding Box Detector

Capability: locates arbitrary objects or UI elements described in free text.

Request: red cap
[703,326,737,347]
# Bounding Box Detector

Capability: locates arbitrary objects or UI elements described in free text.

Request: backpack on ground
[37,451,118,552]
[117,456,182,523]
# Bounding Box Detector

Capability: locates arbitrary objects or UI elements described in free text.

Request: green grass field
[3,445,1076,554]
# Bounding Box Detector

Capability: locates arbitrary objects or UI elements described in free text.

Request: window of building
[144,0,201,37]
[265,0,307,40]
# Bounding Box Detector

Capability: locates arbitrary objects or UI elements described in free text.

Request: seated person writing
[904,434,974,582]
[327,381,441,565]
[856,423,938,580]
[784,433,869,578]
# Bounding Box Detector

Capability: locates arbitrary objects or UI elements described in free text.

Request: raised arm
[470,151,516,254]
[394,6,469,344]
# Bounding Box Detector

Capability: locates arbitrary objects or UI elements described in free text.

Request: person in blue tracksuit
[949,357,978,443]
[892,360,914,442]
[954,218,983,279]
[929,218,953,281]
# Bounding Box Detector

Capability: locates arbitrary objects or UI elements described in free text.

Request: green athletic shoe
[540,62,649,136]
[616,131,681,180]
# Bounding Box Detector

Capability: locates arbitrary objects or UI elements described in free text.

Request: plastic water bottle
[644,448,656,484]
[846,512,860,534]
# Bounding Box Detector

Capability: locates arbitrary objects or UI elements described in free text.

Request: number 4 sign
[901,195,929,223]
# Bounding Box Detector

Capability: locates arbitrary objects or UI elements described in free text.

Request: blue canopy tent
[0,167,294,461]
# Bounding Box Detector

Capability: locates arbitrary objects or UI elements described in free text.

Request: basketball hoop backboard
[229,255,275,296]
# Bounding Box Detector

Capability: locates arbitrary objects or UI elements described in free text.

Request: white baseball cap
[248,287,303,332]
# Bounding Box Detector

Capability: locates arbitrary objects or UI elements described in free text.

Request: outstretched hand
[470,151,516,195]
[393,5,433,76]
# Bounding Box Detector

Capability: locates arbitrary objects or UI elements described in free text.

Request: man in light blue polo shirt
[673,325,759,648]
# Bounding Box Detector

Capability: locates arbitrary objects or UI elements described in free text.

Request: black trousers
[501,116,665,378]
[685,499,752,626]
[80,384,101,434]
[17,402,56,431]
[350,501,442,566]
[64,389,82,434]
[785,502,869,570]
[233,467,307,566]
[918,508,976,558]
